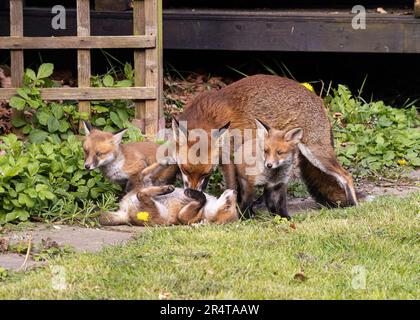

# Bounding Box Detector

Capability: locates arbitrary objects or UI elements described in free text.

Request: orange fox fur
[173,75,358,213]
[82,122,177,191]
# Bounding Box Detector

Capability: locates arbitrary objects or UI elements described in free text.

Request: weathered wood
[77,0,91,123]
[415,0,420,18]
[10,0,24,122]
[0,35,156,49]
[144,0,161,137]
[0,87,157,100]
[10,0,23,88]
[133,0,146,133]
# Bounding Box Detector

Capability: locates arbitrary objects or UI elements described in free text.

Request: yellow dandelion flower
[397,159,407,166]
[301,82,315,93]
[136,211,150,222]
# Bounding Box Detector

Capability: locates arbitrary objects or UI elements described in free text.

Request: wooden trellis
[0,0,163,137]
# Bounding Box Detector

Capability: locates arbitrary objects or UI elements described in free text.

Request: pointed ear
[285,128,303,143]
[113,128,128,145]
[172,117,188,142]
[213,121,230,140]
[255,118,271,135]
[83,120,93,136]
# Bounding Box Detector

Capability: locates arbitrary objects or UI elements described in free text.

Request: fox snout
[84,162,95,170]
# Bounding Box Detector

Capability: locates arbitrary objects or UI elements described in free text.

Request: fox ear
[113,128,128,145]
[255,118,271,135]
[285,128,303,143]
[172,117,188,142]
[83,120,93,136]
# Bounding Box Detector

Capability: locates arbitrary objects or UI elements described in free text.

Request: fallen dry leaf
[294,271,308,282]
[158,291,172,300]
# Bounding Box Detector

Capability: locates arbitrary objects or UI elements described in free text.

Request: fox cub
[99,161,239,226]
[82,121,177,191]
[249,119,304,219]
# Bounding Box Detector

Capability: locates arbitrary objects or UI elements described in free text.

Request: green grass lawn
[0,193,419,300]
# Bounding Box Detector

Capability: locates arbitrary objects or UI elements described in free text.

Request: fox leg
[264,184,290,220]
[141,158,178,187]
[99,192,137,226]
[237,176,255,218]
[177,189,206,224]
[221,163,237,190]
[298,144,358,207]
[137,185,175,205]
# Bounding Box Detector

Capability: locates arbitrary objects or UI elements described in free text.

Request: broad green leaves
[327,85,420,176]
[0,134,120,225]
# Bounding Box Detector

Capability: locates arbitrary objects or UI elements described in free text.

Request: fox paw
[160,185,175,195]
[184,188,206,205]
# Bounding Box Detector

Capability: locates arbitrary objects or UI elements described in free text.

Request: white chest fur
[254,163,293,188]
[102,155,129,183]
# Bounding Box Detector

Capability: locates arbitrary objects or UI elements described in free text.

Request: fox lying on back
[99,161,238,226]
[82,121,177,191]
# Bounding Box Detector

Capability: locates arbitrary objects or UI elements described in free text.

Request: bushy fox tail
[298,144,358,207]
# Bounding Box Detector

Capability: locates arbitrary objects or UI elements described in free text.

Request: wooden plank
[10,0,24,88]
[10,0,24,122]
[77,0,91,123]
[144,0,161,137]
[0,35,156,49]
[0,87,157,100]
[415,0,420,18]
[3,7,420,53]
[133,0,146,133]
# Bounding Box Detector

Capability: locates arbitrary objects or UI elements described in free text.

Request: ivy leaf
[37,63,54,79]
[103,75,114,87]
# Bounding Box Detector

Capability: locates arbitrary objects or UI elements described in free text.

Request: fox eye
[277,150,283,155]
[264,148,269,154]
[96,151,102,157]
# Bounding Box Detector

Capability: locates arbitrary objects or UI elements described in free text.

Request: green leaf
[36,110,50,125]
[51,103,64,119]
[18,193,35,208]
[58,120,70,133]
[11,116,27,128]
[37,63,54,79]
[29,129,49,144]
[94,117,107,126]
[103,75,114,87]
[47,115,60,133]
[25,68,37,81]
[16,88,29,100]
[110,111,123,128]
[115,79,133,87]
[9,96,26,110]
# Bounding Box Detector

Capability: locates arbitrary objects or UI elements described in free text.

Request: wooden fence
[0,0,163,137]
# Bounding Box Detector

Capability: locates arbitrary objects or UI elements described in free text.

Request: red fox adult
[172,75,358,215]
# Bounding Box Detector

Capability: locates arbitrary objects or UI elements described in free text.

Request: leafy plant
[325,85,420,177]
[0,133,120,225]
[9,63,144,143]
